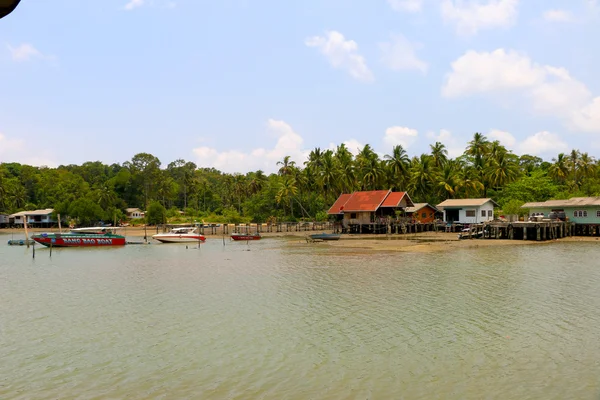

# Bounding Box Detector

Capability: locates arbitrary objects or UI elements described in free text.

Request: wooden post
[523,226,527,240]
[536,225,541,241]
[58,213,62,233]
[24,218,30,248]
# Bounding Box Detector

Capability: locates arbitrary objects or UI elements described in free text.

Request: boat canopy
[71,227,122,232]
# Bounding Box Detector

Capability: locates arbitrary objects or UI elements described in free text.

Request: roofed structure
[328,190,414,215]
[522,197,600,208]
[437,198,499,208]
[327,194,352,215]
[381,192,414,208]
[405,203,438,213]
[341,190,391,212]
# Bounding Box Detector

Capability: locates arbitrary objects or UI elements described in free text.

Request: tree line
[1,133,599,225]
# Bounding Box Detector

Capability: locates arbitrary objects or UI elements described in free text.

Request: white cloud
[571,97,600,133]
[379,34,428,73]
[192,119,309,173]
[383,126,419,149]
[387,0,424,12]
[426,129,465,158]
[329,139,365,156]
[442,49,542,97]
[7,43,48,62]
[542,9,574,22]
[441,0,520,35]
[516,131,569,156]
[442,48,600,133]
[124,0,144,10]
[488,129,516,148]
[305,31,374,82]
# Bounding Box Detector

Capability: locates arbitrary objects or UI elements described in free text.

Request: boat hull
[153,235,206,243]
[231,234,261,241]
[309,233,341,241]
[32,233,126,247]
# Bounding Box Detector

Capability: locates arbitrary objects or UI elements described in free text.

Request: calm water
[1,234,600,400]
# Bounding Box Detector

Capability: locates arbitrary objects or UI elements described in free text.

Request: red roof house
[327,190,414,225]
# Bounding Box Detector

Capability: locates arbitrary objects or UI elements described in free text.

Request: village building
[0,213,9,228]
[436,198,498,224]
[125,208,144,219]
[522,197,600,224]
[8,209,56,227]
[405,203,439,223]
[328,190,414,231]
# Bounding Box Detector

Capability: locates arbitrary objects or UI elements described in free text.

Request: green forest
[1,133,599,225]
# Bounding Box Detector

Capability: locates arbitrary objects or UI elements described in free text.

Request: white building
[125,208,144,219]
[0,214,9,227]
[437,199,498,224]
[9,209,56,226]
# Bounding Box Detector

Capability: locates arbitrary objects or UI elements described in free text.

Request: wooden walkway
[459,221,576,241]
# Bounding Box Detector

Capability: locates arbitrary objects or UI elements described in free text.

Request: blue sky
[1,0,599,173]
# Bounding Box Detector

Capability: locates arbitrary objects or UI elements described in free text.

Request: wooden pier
[458,221,576,241]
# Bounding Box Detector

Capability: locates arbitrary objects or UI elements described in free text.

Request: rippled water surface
[1,235,600,399]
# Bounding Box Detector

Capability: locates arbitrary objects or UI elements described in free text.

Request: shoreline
[2,228,598,253]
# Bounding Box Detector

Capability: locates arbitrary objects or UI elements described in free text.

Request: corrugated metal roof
[406,203,438,213]
[327,193,352,215]
[125,208,142,212]
[381,192,414,208]
[342,190,391,212]
[9,208,54,217]
[522,197,600,208]
[437,198,498,208]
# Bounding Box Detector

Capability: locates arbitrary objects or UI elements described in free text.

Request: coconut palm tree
[429,141,448,170]
[277,156,296,177]
[276,177,298,218]
[384,144,410,191]
[548,153,569,184]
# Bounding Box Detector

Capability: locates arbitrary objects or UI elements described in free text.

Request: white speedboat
[152,227,206,243]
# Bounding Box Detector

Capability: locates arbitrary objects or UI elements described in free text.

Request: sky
[1,0,599,173]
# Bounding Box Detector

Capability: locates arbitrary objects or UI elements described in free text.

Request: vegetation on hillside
[1,133,599,224]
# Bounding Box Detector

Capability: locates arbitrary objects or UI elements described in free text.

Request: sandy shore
[3,228,598,252]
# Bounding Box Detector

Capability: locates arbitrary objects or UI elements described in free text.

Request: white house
[125,208,144,219]
[9,209,56,226]
[436,199,498,224]
[0,213,9,227]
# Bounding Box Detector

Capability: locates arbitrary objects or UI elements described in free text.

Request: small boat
[152,227,206,243]
[230,232,261,241]
[309,233,341,241]
[31,227,126,247]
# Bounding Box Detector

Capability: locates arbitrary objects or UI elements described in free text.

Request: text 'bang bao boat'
[152,227,206,243]
[230,232,262,241]
[31,227,126,247]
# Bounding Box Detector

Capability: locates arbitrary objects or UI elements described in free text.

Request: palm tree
[436,160,460,199]
[384,144,410,191]
[334,143,356,194]
[276,177,298,218]
[487,150,519,189]
[549,153,569,184]
[277,156,296,177]
[356,145,383,190]
[409,154,434,201]
[465,132,490,196]
[248,170,267,195]
[429,142,448,170]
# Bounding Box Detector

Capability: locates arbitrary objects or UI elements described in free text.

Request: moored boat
[309,232,341,241]
[31,227,126,247]
[230,232,261,241]
[152,227,206,243]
